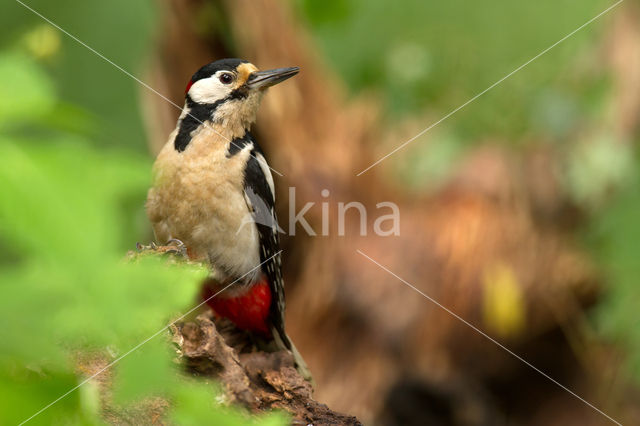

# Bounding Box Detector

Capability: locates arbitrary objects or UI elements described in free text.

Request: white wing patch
[255,151,275,200]
[241,187,284,234]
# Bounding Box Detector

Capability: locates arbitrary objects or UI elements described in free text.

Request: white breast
[146,125,260,284]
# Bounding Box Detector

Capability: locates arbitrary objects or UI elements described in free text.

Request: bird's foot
[134,239,189,261]
[135,241,158,252]
[165,238,188,258]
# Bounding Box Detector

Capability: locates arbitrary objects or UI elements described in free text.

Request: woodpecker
[146,58,310,379]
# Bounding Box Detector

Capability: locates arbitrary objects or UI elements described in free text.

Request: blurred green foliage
[587,175,640,380]
[297,0,615,191]
[0,1,286,424]
[1,0,156,152]
[297,0,609,136]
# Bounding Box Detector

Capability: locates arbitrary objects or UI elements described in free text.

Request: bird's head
[183,58,299,136]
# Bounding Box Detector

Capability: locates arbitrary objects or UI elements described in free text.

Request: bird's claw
[166,238,188,258]
[134,239,188,260]
[136,241,157,252]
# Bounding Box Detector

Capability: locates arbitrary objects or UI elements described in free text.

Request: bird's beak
[247,67,299,90]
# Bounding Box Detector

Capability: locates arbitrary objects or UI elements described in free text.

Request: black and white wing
[241,139,290,349]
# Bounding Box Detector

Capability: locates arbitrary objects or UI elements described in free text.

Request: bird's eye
[219,73,234,84]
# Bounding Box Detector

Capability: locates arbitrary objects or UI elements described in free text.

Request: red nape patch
[184,79,194,95]
[202,280,272,335]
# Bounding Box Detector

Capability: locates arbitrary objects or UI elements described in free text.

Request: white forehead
[188,70,233,104]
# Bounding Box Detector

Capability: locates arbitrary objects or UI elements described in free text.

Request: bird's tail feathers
[271,327,314,385]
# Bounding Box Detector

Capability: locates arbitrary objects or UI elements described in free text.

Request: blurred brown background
[141,0,640,424]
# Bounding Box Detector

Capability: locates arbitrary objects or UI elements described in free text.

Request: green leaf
[0,52,55,125]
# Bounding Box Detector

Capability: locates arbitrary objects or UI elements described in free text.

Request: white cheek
[189,77,232,104]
